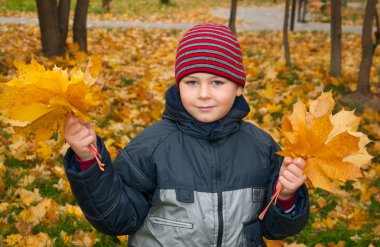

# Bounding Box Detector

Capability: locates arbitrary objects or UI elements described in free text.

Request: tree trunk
[229,0,238,34]
[58,0,70,47]
[103,0,112,12]
[36,0,65,57]
[283,0,292,66]
[73,0,89,52]
[357,0,377,94]
[290,0,296,31]
[330,0,342,77]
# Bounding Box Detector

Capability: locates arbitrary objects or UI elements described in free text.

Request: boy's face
[179,73,243,123]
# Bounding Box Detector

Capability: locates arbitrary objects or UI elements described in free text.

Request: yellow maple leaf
[5,232,53,247]
[117,235,129,245]
[0,57,103,145]
[71,229,98,247]
[277,92,372,194]
[13,188,42,207]
[17,198,59,227]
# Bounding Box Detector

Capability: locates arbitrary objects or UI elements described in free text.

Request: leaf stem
[258,183,282,220]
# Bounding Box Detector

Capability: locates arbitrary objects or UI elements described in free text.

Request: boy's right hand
[64,116,97,161]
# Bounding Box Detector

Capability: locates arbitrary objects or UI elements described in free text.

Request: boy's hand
[64,116,97,161]
[277,157,307,199]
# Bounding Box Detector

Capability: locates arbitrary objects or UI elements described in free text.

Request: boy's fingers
[282,170,298,183]
[74,128,91,140]
[293,158,306,170]
[286,164,304,177]
[278,176,295,191]
[64,116,80,130]
[83,122,94,131]
[283,157,293,166]
[84,122,97,141]
[66,122,85,137]
[279,173,306,193]
[81,135,96,148]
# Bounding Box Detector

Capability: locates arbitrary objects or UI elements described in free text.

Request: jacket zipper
[211,141,224,247]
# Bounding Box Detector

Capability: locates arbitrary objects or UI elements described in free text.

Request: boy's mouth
[198,106,215,111]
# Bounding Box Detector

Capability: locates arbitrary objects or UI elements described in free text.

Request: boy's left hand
[277,157,307,200]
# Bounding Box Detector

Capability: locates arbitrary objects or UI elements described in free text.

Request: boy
[64,24,309,247]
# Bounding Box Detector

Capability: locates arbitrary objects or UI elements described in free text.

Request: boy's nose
[198,83,211,99]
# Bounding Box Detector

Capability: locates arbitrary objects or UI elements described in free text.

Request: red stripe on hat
[176,52,243,69]
[176,59,245,78]
[189,24,232,34]
[177,44,242,62]
[178,35,241,52]
[178,39,240,55]
[184,31,237,42]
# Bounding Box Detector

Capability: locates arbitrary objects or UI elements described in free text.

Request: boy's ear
[236,85,243,97]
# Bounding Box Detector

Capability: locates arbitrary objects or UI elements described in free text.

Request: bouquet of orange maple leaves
[0,56,105,169]
[259,92,372,220]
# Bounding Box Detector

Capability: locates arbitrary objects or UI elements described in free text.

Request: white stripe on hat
[184,31,239,44]
[176,49,243,67]
[186,28,235,39]
[177,42,241,59]
[179,36,240,52]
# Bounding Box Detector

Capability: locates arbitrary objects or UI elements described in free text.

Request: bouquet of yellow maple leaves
[259,92,372,220]
[0,56,104,168]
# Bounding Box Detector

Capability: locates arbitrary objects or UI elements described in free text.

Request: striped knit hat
[175,24,246,87]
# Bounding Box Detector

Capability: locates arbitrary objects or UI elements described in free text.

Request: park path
[211,6,362,33]
[0,5,363,33]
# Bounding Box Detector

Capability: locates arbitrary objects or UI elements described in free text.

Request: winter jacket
[64,85,309,247]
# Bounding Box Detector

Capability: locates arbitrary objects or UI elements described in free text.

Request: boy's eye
[212,80,224,86]
[186,80,197,85]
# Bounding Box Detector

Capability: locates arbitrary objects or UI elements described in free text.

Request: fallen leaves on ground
[4,232,53,247]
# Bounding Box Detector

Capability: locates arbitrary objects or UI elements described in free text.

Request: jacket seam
[240,127,272,148]
[121,149,154,184]
[85,190,122,221]
[150,128,179,161]
[80,175,126,235]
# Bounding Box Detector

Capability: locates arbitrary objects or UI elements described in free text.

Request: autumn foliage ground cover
[0,1,380,247]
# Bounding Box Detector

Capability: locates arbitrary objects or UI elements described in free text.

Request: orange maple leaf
[277,92,372,194]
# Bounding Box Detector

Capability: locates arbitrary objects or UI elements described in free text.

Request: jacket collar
[162,85,250,140]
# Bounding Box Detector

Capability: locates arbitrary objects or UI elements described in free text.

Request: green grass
[0,0,274,14]
[0,0,35,12]
[32,214,93,246]
[289,221,379,247]
[95,233,123,246]
[3,158,33,192]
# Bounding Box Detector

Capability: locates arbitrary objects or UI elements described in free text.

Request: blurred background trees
[36,0,89,57]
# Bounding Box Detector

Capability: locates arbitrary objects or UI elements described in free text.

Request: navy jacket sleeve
[64,135,157,236]
[260,139,310,239]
